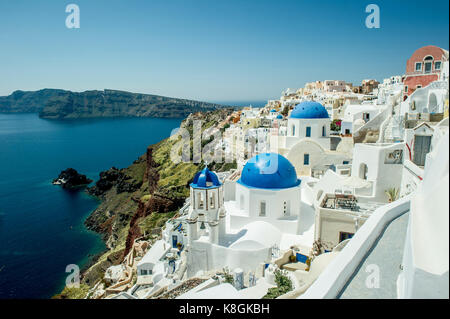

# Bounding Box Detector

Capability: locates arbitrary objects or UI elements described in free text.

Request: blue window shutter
[296,253,308,263]
[306,126,311,137]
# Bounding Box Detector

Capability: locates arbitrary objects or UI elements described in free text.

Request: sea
[0,113,183,298]
[0,100,266,299]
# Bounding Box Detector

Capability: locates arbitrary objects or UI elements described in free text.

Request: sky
[0,0,448,103]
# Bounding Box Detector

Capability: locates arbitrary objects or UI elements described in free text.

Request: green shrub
[222,267,234,285]
[262,269,293,299]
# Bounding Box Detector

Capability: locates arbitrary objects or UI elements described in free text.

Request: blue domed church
[232,153,302,233]
[173,153,308,277]
[268,100,345,177]
[287,101,331,150]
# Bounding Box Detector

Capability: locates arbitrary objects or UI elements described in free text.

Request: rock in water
[53,168,93,189]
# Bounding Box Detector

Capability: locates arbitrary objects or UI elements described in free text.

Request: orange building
[403,45,449,100]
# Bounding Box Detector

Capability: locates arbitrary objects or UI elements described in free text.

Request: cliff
[0,89,230,119]
[72,108,236,290]
[0,89,68,113]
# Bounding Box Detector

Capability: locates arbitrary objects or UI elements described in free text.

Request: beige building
[314,193,370,249]
[324,80,348,93]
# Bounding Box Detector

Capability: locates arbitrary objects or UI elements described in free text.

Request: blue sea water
[0,114,182,298]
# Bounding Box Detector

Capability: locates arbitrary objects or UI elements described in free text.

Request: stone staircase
[382,115,403,143]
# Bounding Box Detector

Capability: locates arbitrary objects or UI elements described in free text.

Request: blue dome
[270,109,277,112]
[238,153,300,189]
[290,101,329,119]
[191,167,221,189]
[276,114,283,119]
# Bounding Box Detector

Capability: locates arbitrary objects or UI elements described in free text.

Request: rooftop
[238,153,300,189]
[290,101,330,119]
[190,167,221,189]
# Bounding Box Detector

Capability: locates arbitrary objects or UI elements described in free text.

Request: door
[172,235,178,248]
[414,135,431,166]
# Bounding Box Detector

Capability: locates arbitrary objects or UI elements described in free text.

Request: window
[292,125,295,136]
[435,61,442,70]
[306,126,311,137]
[198,192,204,209]
[141,269,148,275]
[404,85,408,93]
[259,201,266,217]
[209,192,215,209]
[424,56,433,74]
[304,153,310,165]
[322,125,326,137]
[283,201,290,216]
[416,85,422,89]
[415,62,422,71]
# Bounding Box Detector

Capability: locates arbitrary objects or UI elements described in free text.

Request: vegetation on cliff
[73,108,236,294]
[52,284,91,299]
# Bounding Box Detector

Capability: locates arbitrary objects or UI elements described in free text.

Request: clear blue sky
[0,0,448,103]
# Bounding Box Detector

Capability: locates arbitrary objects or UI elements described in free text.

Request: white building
[300,130,449,299]
[340,102,381,135]
[397,131,449,298]
[270,101,352,176]
[155,153,315,278]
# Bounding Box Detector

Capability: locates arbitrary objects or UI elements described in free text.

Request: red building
[403,45,448,100]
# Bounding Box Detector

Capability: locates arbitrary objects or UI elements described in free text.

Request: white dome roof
[229,221,282,250]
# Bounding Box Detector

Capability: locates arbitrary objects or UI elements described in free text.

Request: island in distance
[0,89,229,119]
[53,168,93,189]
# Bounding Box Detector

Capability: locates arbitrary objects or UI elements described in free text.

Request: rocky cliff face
[77,108,235,290]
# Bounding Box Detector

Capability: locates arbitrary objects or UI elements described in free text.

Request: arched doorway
[428,93,438,113]
[359,163,368,180]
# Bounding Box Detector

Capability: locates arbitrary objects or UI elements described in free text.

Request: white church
[139,152,315,280]
[270,101,352,177]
